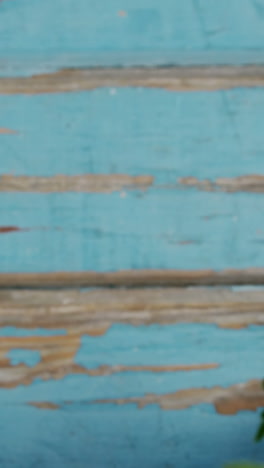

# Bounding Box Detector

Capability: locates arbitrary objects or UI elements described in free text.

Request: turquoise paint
[7,349,41,367]
[0,327,66,337]
[1,0,264,74]
[2,88,264,180]
[2,51,264,77]
[2,190,264,271]
[0,404,262,468]
[76,323,264,370]
[0,324,262,404]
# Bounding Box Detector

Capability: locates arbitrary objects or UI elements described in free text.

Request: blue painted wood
[0,323,263,467]
[1,0,264,75]
[0,404,262,468]
[1,190,264,272]
[1,88,264,181]
[0,324,263,427]
[1,324,263,403]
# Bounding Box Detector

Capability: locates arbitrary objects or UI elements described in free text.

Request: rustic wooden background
[0,0,264,466]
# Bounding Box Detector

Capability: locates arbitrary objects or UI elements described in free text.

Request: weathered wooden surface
[1,2,264,466]
[1,287,264,329]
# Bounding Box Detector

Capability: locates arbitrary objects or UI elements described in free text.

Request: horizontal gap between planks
[1,174,264,193]
[0,286,264,329]
[2,268,264,289]
[2,66,264,94]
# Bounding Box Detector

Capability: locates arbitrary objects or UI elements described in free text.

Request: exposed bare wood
[94,380,264,414]
[179,175,264,193]
[2,269,264,289]
[0,174,153,193]
[1,66,264,95]
[0,287,263,331]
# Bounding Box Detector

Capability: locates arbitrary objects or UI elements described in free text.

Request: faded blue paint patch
[0,327,66,337]
[2,51,264,77]
[1,88,264,180]
[0,403,262,468]
[0,324,262,404]
[76,323,264,371]
[7,349,41,368]
[2,189,264,271]
[1,0,264,75]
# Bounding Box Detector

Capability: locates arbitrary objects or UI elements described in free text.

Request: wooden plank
[2,190,264,272]
[2,66,264,94]
[0,287,264,329]
[1,0,264,75]
[1,87,264,181]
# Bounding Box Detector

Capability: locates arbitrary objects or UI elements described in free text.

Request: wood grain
[0,287,263,329]
[1,66,264,94]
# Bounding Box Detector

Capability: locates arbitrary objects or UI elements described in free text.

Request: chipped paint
[0,324,262,391]
[0,174,153,193]
[93,380,264,415]
[179,175,264,193]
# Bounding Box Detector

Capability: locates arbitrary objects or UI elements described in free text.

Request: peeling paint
[179,174,264,193]
[93,380,264,414]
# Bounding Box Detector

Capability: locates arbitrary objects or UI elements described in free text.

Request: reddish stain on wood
[0,226,23,234]
[0,128,17,134]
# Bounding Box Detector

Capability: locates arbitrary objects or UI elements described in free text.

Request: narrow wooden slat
[2,87,264,181]
[2,270,264,289]
[0,286,264,328]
